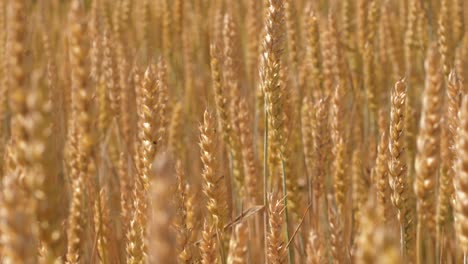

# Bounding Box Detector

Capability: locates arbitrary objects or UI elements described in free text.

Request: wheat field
[0,0,467,263]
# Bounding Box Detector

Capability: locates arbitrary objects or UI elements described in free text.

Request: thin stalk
[436,226,443,264]
[324,196,333,263]
[97,202,107,264]
[464,253,467,264]
[422,0,435,40]
[435,228,440,264]
[229,151,239,213]
[306,166,312,229]
[401,220,406,261]
[436,228,440,264]
[281,157,293,264]
[217,229,227,264]
[298,234,305,262]
[263,103,269,264]
[417,220,422,264]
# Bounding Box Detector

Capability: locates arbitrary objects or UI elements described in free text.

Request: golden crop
[0,0,466,263]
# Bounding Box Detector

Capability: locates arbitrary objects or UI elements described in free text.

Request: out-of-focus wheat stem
[331,84,347,217]
[363,1,378,125]
[404,0,419,78]
[0,0,6,176]
[355,198,403,264]
[118,152,132,247]
[357,0,368,53]
[223,13,245,202]
[437,0,451,77]
[263,98,269,264]
[279,157,292,263]
[301,97,314,220]
[238,99,260,206]
[175,161,193,263]
[66,0,93,262]
[102,30,120,121]
[437,71,462,257]
[341,0,352,47]
[312,97,329,225]
[452,0,464,45]
[305,7,322,96]
[332,136,346,218]
[328,196,347,264]
[352,149,368,237]
[161,0,172,61]
[156,58,170,147]
[168,102,183,159]
[94,189,110,264]
[227,222,248,263]
[306,229,324,264]
[285,0,298,80]
[414,45,443,263]
[455,96,468,259]
[375,111,392,223]
[246,0,261,86]
[210,43,231,146]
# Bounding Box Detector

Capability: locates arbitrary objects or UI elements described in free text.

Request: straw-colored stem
[264,104,269,264]
[417,220,422,264]
[400,224,406,260]
[280,156,293,264]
